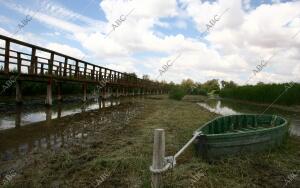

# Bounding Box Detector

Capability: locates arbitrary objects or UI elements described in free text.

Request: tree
[143,74,150,80]
[126,72,137,78]
[221,80,237,89]
[202,79,220,92]
[181,79,195,92]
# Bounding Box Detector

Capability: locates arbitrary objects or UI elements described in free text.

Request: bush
[190,88,207,96]
[168,87,186,100]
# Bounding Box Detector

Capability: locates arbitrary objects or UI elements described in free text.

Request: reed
[220,83,300,105]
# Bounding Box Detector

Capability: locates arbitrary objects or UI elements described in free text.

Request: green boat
[195,114,288,158]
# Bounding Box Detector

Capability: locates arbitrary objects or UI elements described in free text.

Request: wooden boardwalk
[0,35,166,105]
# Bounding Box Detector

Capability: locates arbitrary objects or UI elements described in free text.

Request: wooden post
[117,72,120,83]
[69,64,72,77]
[17,52,21,74]
[57,104,62,118]
[99,68,102,79]
[96,70,99,81]
[30,48,36,74]
[15,105,22,128]
[4,39,10,73]
[75,60,79,78]
[59,62,62,76]
[16,80,22,104]
[104,69,107,81]
[92,65,95,80]
[48,53,54,76]
[83,83,87,102]
[57,82,62,101]
[84,63,87,78]
[41,63,44,75]
[63,58,68,76]
[151,129,165,188]
[45,106,52,122]
[45,79,52,106]
[34,56,38,75]
[108,70,111,82]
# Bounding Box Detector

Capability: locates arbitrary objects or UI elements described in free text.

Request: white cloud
[46,43,85,59]
[1,0,300,85]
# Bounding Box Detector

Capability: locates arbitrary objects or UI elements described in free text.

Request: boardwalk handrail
[0,34,162,89]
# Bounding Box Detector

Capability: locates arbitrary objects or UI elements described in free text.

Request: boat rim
[196,113,288,138]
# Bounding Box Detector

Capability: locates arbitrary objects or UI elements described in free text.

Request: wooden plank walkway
[0,35,166,105]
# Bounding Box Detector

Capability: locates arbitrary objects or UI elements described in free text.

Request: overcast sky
[0,0,299,85]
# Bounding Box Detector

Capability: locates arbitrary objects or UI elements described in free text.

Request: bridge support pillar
[45,80,52,106]
[106,87,111,98]
[83,83,87,102]
[103,87,107,99]
[16,80,22,104]
[57,82,62,101]
[116,88,119,98]
[104,87,109,99]
[15,105,22,128]
[99,88,103,99]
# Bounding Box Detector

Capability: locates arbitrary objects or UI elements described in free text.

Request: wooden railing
[0,34,160,89]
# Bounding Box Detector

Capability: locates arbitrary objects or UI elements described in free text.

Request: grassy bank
[220,83,300,106]
[1,96,299,187]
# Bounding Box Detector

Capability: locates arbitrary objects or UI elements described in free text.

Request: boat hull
[195,114,288,159]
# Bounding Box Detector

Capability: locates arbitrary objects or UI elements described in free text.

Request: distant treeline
[167,78,300,106]
[220,82,300,106]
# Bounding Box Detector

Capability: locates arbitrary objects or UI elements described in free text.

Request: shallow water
[0,96,141,164]
[197,98,300,136]
[0,98,121,130]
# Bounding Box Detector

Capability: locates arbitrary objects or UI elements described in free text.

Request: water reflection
[0,98,121,130]
[198,99,300,137]
[0,97,140,163]
[198,101,239,116]
[1,123,90,161]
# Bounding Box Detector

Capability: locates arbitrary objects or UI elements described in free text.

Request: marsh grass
[3,96,299,187]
